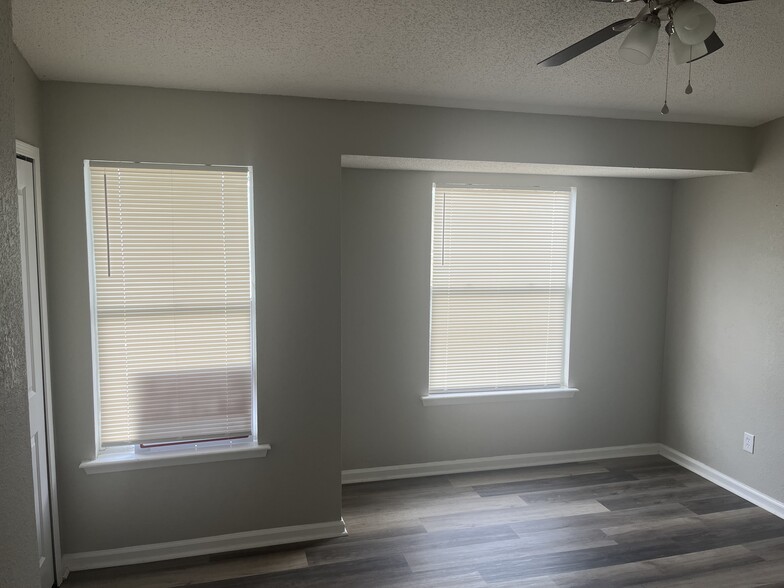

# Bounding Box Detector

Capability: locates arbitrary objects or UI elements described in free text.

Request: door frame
[17,139,64,585]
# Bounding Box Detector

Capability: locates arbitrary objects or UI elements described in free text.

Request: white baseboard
[659,445,784,520]
[341,443,661,484]
[62,518,346,572]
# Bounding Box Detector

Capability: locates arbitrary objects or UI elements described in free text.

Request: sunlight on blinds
[88,163,254,446]
[429,186,573,393]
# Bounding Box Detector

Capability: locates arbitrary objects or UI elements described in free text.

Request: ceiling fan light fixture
[673,0,716,46]
[618,21,660,65]
[670,32,708,65]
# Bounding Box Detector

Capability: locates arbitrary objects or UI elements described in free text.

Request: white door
[17,155,55,588]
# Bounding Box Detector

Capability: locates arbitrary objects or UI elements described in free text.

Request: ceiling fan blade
[712,0,755,3]
[687,31,724,62]
[538,19,633,66]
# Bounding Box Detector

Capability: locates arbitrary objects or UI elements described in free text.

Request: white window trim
[422,387,577,406]
[80,438,271,474]
[424,184,578,404]
[81,160,265,471]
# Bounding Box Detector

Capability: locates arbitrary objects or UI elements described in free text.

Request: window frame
[81,160,266,471]
[423,183,578,405]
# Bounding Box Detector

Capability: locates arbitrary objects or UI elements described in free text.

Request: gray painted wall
[662,117,784,503]
[42,83,345,554]
[13,44,41,146]
[0,1,41,585]
[40,80,751,555]
[342,169,673,469]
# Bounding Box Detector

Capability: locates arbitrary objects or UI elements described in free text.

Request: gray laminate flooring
[63,455,784,587]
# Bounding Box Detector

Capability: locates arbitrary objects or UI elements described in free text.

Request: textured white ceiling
[341,155,740,179]
[12,0,784,126]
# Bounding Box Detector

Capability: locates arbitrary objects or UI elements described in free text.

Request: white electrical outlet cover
[743,432,755,454]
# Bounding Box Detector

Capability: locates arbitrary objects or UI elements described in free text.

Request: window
[85,162,257,459]
[428,185,575,398]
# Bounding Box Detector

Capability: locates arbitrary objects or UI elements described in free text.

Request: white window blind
[429,186,574,393]
[87,163,254,447]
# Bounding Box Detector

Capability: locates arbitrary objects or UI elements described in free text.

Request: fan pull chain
[661,34,671,115]
[685,46,694,94]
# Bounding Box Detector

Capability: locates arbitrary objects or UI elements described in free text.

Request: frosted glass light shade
[619,22,660,65]
[670,33,709,65]
[673,0,716,45]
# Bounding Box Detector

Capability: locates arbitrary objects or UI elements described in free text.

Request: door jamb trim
[16,139,64,585]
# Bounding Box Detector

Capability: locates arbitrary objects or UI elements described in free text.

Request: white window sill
[80,441,271,474]
[421,387,578,406]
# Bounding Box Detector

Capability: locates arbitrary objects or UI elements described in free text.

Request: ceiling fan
[538,0,757,112]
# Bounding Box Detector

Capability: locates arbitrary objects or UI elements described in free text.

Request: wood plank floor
[63,455,784,587]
